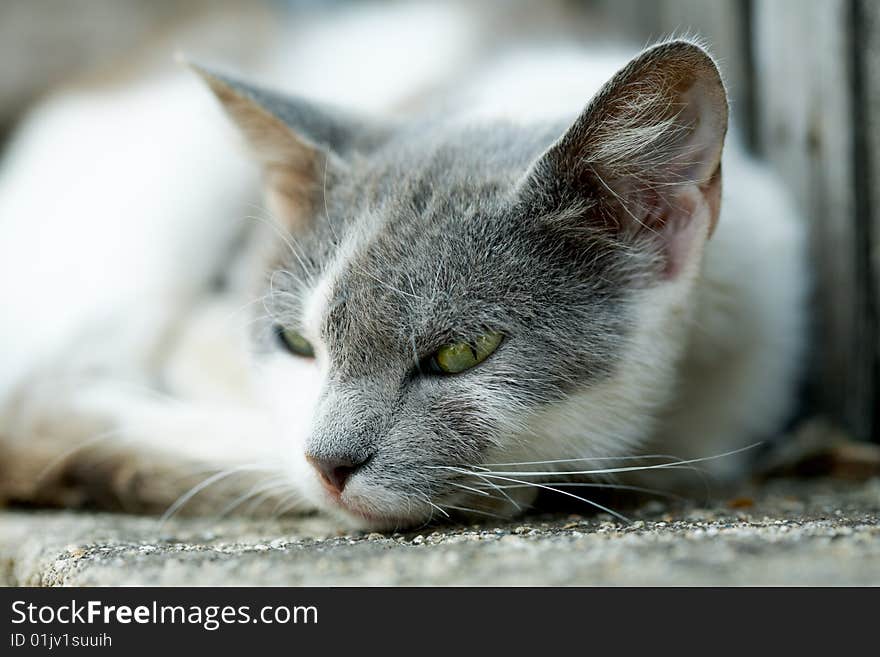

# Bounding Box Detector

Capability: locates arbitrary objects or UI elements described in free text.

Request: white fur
[260,272,334,507]
[653,144,808,478]
[0,73,258,398]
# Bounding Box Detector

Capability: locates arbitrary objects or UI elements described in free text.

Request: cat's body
[0,4,806,527]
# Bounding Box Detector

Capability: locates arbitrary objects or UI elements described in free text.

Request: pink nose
[306,454,367,495]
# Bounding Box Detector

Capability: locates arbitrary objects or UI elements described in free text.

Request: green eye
[276,326,315,358]
[431,331,503,374]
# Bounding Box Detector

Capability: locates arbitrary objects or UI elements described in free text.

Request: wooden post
[856,0,880,439]
[593,0,878,440]
[754,0,875,441]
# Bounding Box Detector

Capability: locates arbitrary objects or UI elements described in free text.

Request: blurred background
[0,0,877,446]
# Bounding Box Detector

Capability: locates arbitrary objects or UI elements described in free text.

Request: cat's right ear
[520,40,728,280]
[188,62,382,232]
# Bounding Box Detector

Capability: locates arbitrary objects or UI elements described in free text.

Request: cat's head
[196,39,727,528]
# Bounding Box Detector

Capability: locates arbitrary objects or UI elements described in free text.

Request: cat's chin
[300,485,425,530]
[323,500,430,532]
[322,489,532,531]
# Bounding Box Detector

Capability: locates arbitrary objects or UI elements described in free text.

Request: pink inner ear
[659,197,702,280]
[588,80,725,279]
[651,173,719,280]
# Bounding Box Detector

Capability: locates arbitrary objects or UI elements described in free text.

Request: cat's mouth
[308,478,425,528]
[323,483,494,529]
[305,459,525,528]
[344,503,409,526]
[329,496,429,530]
[322,482,520,529]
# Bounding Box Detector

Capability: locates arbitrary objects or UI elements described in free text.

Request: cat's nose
[306,453,370,495]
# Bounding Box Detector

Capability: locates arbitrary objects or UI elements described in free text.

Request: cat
[0,5,807,529]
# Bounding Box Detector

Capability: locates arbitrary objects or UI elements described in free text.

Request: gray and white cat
[0,5,806,528]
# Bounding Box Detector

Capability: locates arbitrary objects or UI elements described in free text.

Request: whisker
[480,453,701,467]
[216,477,291,518]
[424,498,450,519]
[34,428,127,484]
[267,490,305,520]
[440,503,505,520]
[321,157,342,248]
[357,267,425,301]
[242,212,315,285]
[438,442,762,478]
[446,481,492,497]
[398,488,446,532]
[479,481,685,501]
[454,471,632,522]
[465,472,522,511]
[158,464,277,526]
[243,482,299,516]
[221,294,275,326]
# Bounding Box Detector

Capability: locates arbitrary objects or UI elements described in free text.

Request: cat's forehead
[269,119,634,375]
[316,195,518,351]
[309,128,532,315]
[309,199,617,349]
[314,123,555,293]
[342,119,563,202]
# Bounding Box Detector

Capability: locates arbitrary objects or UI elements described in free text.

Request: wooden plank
[754,0,874,440]
[858,0,880,439]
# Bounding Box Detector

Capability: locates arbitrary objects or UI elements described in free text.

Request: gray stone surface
[1,477,878,586]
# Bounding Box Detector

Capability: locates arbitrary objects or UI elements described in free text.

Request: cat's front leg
[0,376,310,518]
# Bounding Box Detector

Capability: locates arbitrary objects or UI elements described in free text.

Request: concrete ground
[1,476,878,586]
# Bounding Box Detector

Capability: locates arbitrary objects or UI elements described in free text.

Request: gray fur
[206,39,727,523]
[262,123,637,507]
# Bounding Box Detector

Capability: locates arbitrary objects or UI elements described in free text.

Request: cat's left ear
[523,40,728,279]
[190,63,385,232]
